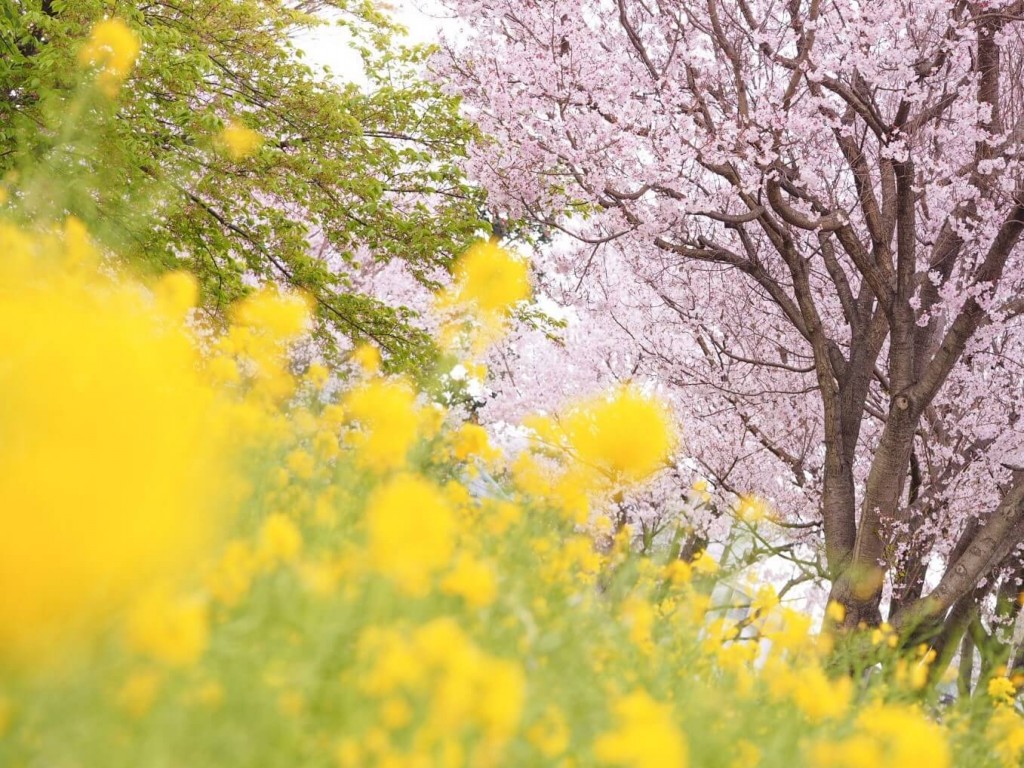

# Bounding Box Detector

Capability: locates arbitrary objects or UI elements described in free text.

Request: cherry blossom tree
[436,0,1024,658]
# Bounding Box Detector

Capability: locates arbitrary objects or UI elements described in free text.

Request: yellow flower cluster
[563,385,677,483]
[446,239,530,316]
[438,239,531,356]
[764,660,853,723]
[344,379,425,472]
[219,121,265,161]
[366,474,456,595]
[594,690,688,768]
[808,702,950,768]
[125,589,209,668]
[988,705,1024,767]
[736,494,772,523]
[0,220,232,664]
[77,18,141,97]
[513,385,676,527]
[353,618,526,765]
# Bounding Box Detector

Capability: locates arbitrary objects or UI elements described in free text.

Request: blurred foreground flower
[219,121,264,161]
[77,18,140,97]
[0,220,232,664]
[438,239,531,355]
[447,239,530,316]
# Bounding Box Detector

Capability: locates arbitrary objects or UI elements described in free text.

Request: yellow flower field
[0,214,1021,768]
[1,17,1023,768]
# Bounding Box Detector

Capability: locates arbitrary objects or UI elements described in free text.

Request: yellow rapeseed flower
[153,270,199,318]
[366,474,456,594]
[750,585,780,616]
[352,343,382,375]
[621,597,657,654]
[441,554,498,608]
[344,379,422,472]
[219,121,264,160]
[990,675,1018,706]
[286,449,316,480]
[358,627,428,696]
[447,240,530,316]
[0,222,232,663]
[379,696,414,730]
[690,550,719,576]
[691,478,711,502]
[854,703,950,768]
[785,663,853,722]
[594,690,688,768]
[808,703,951,768]
[563,385,676,484]
[478,658,527,742]
[205,540,259,607]
[825,600,846,624]
[125,590,209,667]
[988,706,1024,768]
[736,495,772,523]
[258,513,303,568]
[78,18,140,96]
[451,422,500,463]
[230,287,311,339]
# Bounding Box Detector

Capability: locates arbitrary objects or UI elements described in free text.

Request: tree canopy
[1,0,483,368]
[439,0,1024,659]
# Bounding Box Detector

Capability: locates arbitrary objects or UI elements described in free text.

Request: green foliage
[0,0,484,369]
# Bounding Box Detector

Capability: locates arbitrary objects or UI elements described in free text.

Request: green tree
[0,0,483,368]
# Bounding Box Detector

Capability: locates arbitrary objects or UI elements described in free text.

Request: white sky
[294,0,457,85]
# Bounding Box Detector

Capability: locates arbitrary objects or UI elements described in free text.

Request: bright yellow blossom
[219,121,264,160]
[478,658,527,742]
[825,600,846,624]
[441,555,498,608]
[563,385,676,484]
[621,597,657,654]
[594,690,688,768]
[379,696,414,730]
[78,18,141,96]
[988,706,1024,767]
[809,702,949,768]
[125,590,209,667]
[206,540,259,606]
[736,495,771,523]
[154,270,199,318]
[286,449,316,479]
[352,343,382,375]
[344,379,422,472]
[691,550,719,576]
[230,287,311,339]
[447,240,530,316]
[366,474,456,594]
[451,422,500,463]
[990,675,1018,706]
[0,222,232,662]
[769,661,852,722]
[258,513,303,567]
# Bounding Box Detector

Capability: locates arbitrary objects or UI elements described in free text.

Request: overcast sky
[294,1,457,86]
